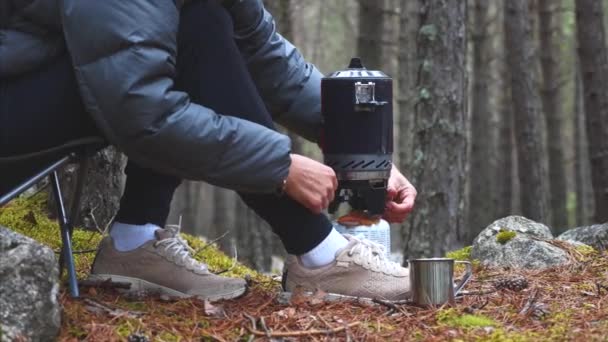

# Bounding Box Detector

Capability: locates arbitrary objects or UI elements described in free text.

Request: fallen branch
[246,322,360,337]
[372,298,400,311]
[83,298,142,318]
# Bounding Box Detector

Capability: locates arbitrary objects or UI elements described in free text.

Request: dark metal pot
[321,57,393,215]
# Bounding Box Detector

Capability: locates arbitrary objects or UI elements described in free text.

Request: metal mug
[409,258,473,306]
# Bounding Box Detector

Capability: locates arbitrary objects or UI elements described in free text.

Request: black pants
[0,0,331,255]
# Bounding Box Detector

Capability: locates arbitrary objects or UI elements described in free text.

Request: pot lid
[325,57,388,79]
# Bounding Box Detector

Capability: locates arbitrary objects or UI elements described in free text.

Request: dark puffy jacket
[0,0,324,193]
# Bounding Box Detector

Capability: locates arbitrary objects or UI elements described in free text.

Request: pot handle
[453,261,473,295]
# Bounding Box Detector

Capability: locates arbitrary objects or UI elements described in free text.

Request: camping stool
[0,137,106,298]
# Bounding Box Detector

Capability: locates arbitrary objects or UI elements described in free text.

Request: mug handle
[453,261,473,295]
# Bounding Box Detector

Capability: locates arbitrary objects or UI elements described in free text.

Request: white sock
[110,222,159,252]
[299,228,349,268]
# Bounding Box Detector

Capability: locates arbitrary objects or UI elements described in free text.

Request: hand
[284,154,338,214]
[383,165,417,223]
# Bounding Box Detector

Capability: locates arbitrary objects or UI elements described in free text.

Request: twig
[259,316,271,338]
[519,289,540,315]
[597,282,608,295]
[83,298,142,318]
[373,298,400,311]
[246,322,360,337]
[316,314,333,330]
[194,231,230,256]
[242,313,257,331]
[87,204,102,234]
[215,243,238,275]
[460,288,498,296]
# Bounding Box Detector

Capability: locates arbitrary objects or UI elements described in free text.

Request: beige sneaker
[88,225,247,301]
[283,234,409,301]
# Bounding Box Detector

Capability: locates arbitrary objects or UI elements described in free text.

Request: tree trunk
[538,0,568,231]
[396,0,420,254]
[401,0,468,258]
[357,0,385,69]
[574,65,594,226]
[504,0,551,224]
[575,0,608,223]
[468,0,498,239]
[496,0,515,219]
[397,0,419,171]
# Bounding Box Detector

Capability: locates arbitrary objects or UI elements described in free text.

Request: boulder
[558,224,608,251]
[471,216,570,269]
[0,225,61,342]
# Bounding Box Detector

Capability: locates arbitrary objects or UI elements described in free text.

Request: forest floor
[1,194,608,341]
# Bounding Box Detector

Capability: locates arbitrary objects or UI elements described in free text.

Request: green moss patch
[437,308,498,329]
[496,229,517,244]
[446,246,472,260]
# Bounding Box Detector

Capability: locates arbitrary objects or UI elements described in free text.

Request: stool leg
[50,171,79,298]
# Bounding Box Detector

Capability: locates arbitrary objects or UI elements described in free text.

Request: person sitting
[0,0,417,301]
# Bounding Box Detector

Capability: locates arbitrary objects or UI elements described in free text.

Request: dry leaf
[289,286,309,306]
[309,288,328,306]
[203,300,225,317]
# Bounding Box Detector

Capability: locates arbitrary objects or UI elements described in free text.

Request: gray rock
[471,216,570,269]
[0,225,61,342]
[558,224,608,251]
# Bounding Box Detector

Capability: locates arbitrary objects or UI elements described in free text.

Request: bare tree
[504,0,551,224]
[401,0,468,258]
[575,0,608,223]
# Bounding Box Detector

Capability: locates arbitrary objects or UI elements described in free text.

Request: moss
[67,325,88,340]
[496,229,517,244]
[0,193,102,278]
[419,24,438,41]
[419,87,432,101]
[0,192,266,284]
[446,246,472,260]
[157,331,181,341]
[437,308,498,329]
[480,329,539,342]
[182,234,269,284]
[575,244,596,256]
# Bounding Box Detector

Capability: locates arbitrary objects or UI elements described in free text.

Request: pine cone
[127,334,150,342]
[493,275,529,291]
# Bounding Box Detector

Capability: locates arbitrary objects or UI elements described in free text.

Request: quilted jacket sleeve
[61,0,291,193]
[225,0,324,143]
